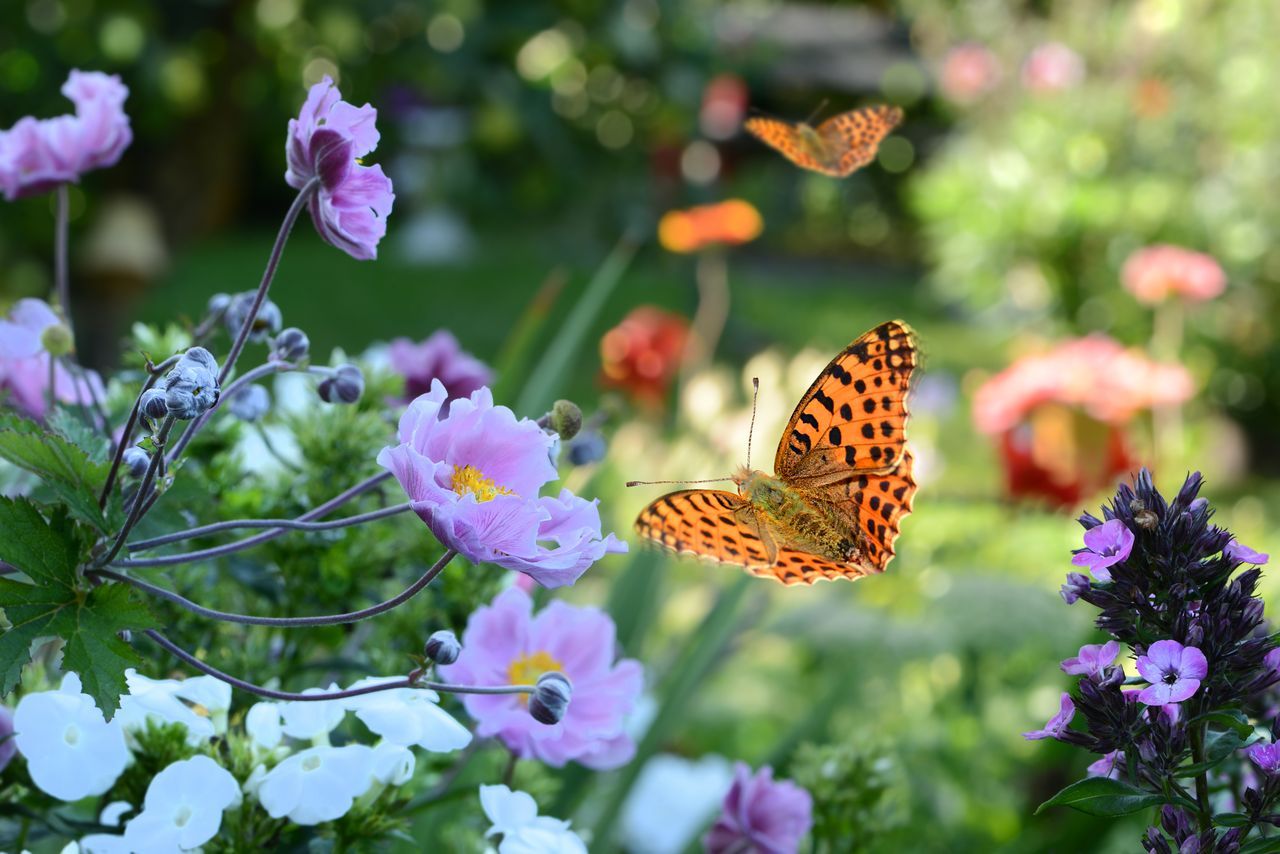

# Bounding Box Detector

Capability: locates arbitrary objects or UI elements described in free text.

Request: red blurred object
[939,43,1002,104]
[600,306,690,409]
[1121,244,1226,305]
[998,408,1138,509]
[700,74,749,141]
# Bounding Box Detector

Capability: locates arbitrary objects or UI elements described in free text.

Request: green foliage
[0,412,120,533]
[110,721,201,809]
[791,741,906,853]
[1036,777,1171,817]
[0,496,156,716]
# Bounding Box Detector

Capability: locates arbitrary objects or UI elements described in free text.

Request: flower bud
[139,388,168,420]
[40,322,74,357]
[567,431,607,466]
[162,347,221,420]
[424,630,461,665]
[122,446,151,478]
[549,400,583,441]
[1060,572,1090,605]
[225,292,283,343]
[528,671,572,725]
[228,385,271,422]
[318,364,364,404]
[273,327,310,362]
[207,292,232,315]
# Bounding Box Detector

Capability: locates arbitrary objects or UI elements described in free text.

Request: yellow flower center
[450,464,513,503]
[507,650,565,705]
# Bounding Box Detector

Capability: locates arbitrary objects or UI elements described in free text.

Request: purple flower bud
[1138,738,1158,764]
[424,629,461,665]
[207,292,231,315]
[225,292,283,343]
[1060,572,1090,605]
[318,364,364,404]
[162,347,221,420]
[528,671,572,725]
[567,431,607,466]
[273,327,310,362]
[122,446,150,478]
[1247,742,1280,776]
[139,388,168,420]
[228,385,270,422]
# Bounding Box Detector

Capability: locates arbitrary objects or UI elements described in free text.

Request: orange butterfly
[744,105,903,177]
[633,320,919,586]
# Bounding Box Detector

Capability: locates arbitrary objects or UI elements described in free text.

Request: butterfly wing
[743,117,829,174]
[634,489,778,568]
[775,320,918,484]
[815,105,903,177]
[804,447,918,573]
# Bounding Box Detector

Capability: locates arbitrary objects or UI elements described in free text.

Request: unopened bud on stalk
[122,446,150,478]
[528,671,572,725]
[41,323,74,357]
[139,389,168,420]
[318,364,364,404]
[273,327,310,362]
[424,630,461,665]
[207,293,232,315]
[548,400,583,441]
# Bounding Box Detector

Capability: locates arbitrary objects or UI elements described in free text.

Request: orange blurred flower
[600,306,690,408]
[1121,245,1226,305]
[658,200,763,254]
[973,336,1194,507]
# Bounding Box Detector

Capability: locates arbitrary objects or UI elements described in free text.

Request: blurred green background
[3,0,1279,850]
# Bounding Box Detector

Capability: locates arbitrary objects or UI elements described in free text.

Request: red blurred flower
[658,200,762,254]
[973,337,1194,508]
[939,44,1002,104]
[700,74,749,141]
[1121,245,1226,305]
[1021,43,1084,93]
[600,306,689,408]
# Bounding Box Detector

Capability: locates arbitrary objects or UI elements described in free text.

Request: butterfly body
[745,105,903,178]
[635,320,919,586]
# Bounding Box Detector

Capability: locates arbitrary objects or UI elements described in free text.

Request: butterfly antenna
[746,377,760,468]
[803,98,830,125]
[626,477,734,488]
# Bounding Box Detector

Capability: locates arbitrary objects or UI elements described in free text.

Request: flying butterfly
[744,105,903,178]
[631,320,919,586]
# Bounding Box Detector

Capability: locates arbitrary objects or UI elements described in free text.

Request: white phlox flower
[122,755,240,852]
[479,785,587,854]
[344,676,472,752]
[14,673,129,801]
[245,701,284,749]
[256,744,375,825]
[278,684,347,740]
[117,669,215,745]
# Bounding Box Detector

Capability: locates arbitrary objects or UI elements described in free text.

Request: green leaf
[0,497,78,585]
[1182,726,1260,775]
[0,577,75,696]
[46,408,110,464]
[1213,812,1252,828]
[60,584,159,717]
[1241,836,1280,854]
[1035,777,1169,817]
[1191,709,1254,739]
[0,413,113,532]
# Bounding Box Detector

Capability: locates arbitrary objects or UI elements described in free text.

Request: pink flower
[1022,43,1085,93]
[389,330,492,404]
[439,588,643,769]
[1135,640,1208,705]
[1248,742,1280,776]
[1070,520,1135,582]
[1121,245,1226,305]
[0,298,104,419]
[973,336,1194,435]
[377,380,626,588]
[939,43,1002,104]
[1087,750,1123,778]
[285,76,394,261]
[0,70,132,201]
[1023,692,1075,741]
[1225,539,1269,565]
[703,763,813,854]
[1061,640,1121,678]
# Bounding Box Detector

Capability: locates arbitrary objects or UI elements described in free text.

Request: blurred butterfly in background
[744,105,903,178]
[631,320,919,586]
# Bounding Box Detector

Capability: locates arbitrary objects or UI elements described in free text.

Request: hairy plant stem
[53,184,71,345]
[99,355,181,509]
[1190,719,1211,831]
[95,415,176,567]
[108,471,392,568]
[218,177,319,387]
[145,629,536,702]
[94,547,450,627]
[129,501,412,552]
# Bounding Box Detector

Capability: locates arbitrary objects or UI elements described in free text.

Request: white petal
[480,785,539,836]
[371,742,416,785]
[499,825,588,854]
[14,689,128,801]
[279,685,346,739]
[99,800,133,827]
[245,702,283,749]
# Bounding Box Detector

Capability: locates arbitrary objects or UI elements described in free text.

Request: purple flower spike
[703,763,813,854]
[1087,750,1123,779]
[0,70,132,201]
[1135,640,1207,706]
[389,330,493,405]
[1225,539,1269,566]
[1070,518,1134,582]
[1023,693,1075,741]
[1061,640,1120,678]
[285,76,394,260]
[1247,742,1280,776]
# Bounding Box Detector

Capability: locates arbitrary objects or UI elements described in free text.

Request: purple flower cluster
[378,380,626,588]
[1030,469,1280,850]
[0,70,131,201]
[286,76,394,261]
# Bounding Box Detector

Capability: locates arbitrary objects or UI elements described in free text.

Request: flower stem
[145,628,535,702]
[1190,719,1212,832]
[218,178,319,387]
[53,184,71,343]
[99,356,181,509]
[94,547,450,627]
[130,501,411,552]
[95,415,176,567]
[107,471,392,568]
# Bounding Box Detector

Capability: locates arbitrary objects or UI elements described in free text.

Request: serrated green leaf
[0,577,75,696]
[46,408,110,464]
[1035,776,1168,816]
[60,584,158,718]
[0,414,112,532]
[0,497,78,585]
